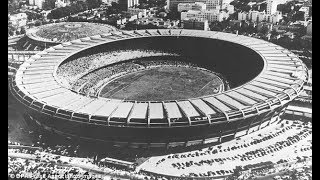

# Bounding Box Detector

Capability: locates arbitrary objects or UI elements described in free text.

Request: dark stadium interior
[63,36,265,89]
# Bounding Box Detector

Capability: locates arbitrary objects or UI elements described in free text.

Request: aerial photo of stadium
[10,29,308,149]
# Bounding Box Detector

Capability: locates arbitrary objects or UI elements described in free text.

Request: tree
[27,12,38,21]
[123,21,137,30]
[35,21,42,26]
[166,9,180,20]
[211,26,222,31]
[277,2,294,14]
[8,29,14,36]
[293,11,305,21]
[20,26,26,34]
[226,166,243,180]
[87,0,102,9]
[259,25,269,35]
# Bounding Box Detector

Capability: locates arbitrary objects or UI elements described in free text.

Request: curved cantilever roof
[12,29,308,127]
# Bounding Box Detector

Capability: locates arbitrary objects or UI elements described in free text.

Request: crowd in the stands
[56,49,180,87]
[61,55,209,96]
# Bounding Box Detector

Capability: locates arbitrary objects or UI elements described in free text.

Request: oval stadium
[16,22,118,51]
[10,29,308,149]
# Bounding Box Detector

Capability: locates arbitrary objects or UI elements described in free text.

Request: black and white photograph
[8,0,312,179]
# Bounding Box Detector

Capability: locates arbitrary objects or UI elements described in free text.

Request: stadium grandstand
[10,29,308,149]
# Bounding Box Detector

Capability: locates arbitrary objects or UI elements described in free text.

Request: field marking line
[99,73,143,97]
[197,80,214,94]
[100,83,124,97]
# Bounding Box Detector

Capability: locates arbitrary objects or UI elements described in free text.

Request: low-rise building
[135,17,179,28]
[41,10,52,19]
[238,10,282,24]
[299,6,310,20]
[55,0,68,8]
[267,11,282,24]
[181,9,228,22]
[168,0,233,11]
[183,18,209,30]
[224,4,234,14]
[177,2,206,12]
[267,0,286,15]
[238,11,249,21]
[8,13,27,28]
[29,0,45,9]
[306,22,312,36]
[257,22,273,32]
[127,8,147,18]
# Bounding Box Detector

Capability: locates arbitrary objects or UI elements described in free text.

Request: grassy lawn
[100,66,225,101]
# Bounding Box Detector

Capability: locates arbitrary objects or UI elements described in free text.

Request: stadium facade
[10,29,308,148]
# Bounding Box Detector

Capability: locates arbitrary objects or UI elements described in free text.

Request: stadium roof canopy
[12,29,308,128]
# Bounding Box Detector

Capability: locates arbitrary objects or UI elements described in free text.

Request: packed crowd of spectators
[73,62,144,96]
[62,55,212,97]
[136,59,197,68]
[55,48,232,98]
[56,49,180,87]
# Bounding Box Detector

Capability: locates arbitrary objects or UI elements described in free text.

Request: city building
[127,7,147,18]
[238,11,248,21]
[183,18,209,30]
[29,0,45,9]
[222,4,234,14]
[135,17,179,28]
[181,9,228,22]
[238,10,282,24]
[55,0,69,8]
[205,0,220,10]
[299,6,310,20]
[168,0,232,11]
[177,2,206,12]
[250,10,267,22]
[40,10,52,19]
[8,13,27,28]
[168,0,203,11]
[257,22,273,32]
[101,0,118,4]
[267,11,282,24]
[118,0,139,11]
[306,22,312,36]
[266,0,286,15]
